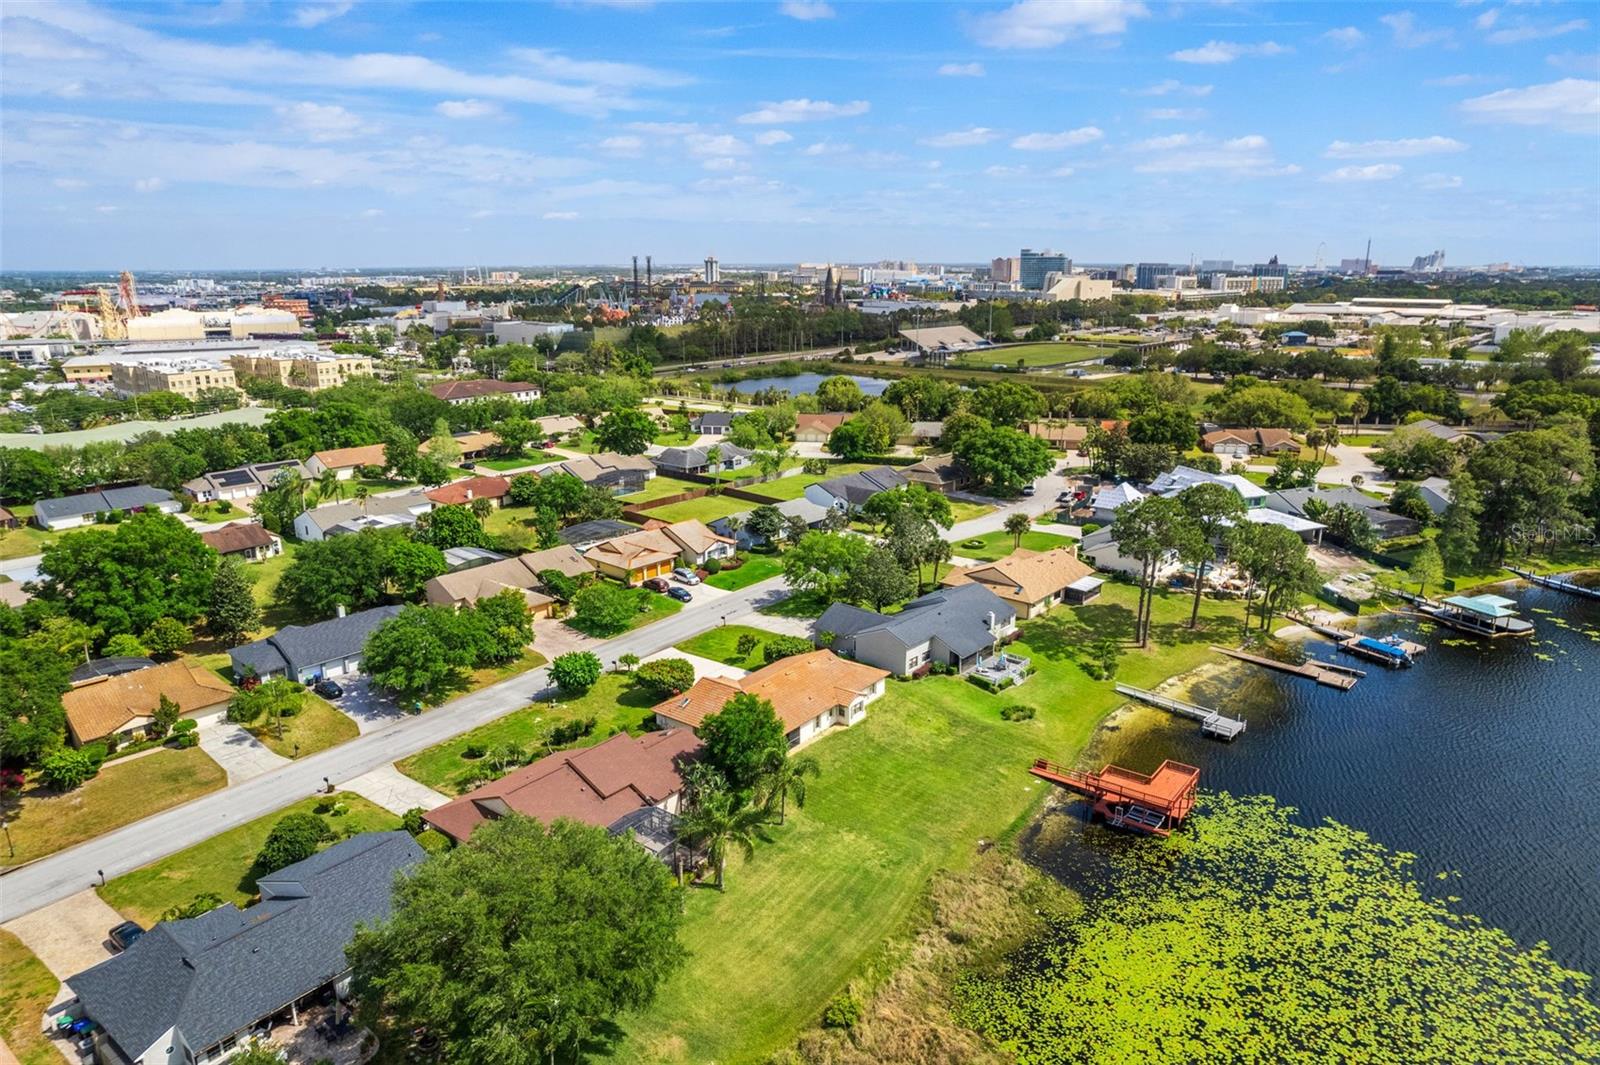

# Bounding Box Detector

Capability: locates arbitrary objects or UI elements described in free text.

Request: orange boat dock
[1030,758,1200,837]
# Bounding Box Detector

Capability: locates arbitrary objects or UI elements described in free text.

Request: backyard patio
[971,651,1030,688]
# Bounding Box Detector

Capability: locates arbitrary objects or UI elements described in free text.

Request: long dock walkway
[1510,567,1600,601]
[1114,683,1246,740]
[1284,614,1424,668]
[1210,646,1361,690]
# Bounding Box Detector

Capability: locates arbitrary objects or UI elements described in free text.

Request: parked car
[540,439,557,450]
[1056,491,1075,503]
[459,461,476,470]
[672,568,701,585]
[1021,485,1036,497]
[668,586,693,603]
[643,577,670,593]
[109,921,144,952]
[312,679,344,699]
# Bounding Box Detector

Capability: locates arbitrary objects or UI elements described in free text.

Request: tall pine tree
[208,557,262,647]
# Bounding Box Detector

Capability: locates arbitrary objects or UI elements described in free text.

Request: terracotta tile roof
[419,430,501,455]
[795,412,853,433]
[425,475,511,506]
[63,660,235,743]
[424,729,702,842]
[942,546,1094,605]
[198,522,277,555]
[428,380,537,401]
[311,443,387,470]
[654,650,888,733]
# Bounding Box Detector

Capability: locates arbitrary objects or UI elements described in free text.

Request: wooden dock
[1114,683,1247,741]
[1510,567,1600,601]
[1029,758,1200,837]
[1287,613,1427,665]
[1210,646,1361,690]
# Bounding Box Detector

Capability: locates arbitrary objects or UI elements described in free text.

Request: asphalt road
[0,575,790,922]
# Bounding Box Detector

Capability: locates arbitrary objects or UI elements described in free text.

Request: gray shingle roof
[228,605,401,679]
[68,832,423,1060]
[694,412,735,428]
[814,466,908,508]
[819,584,1015,657]
[653,444,753,471]
[34,485,174,523]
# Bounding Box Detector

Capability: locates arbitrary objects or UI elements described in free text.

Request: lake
[727,372,890,397]
[1038,582,1600,979]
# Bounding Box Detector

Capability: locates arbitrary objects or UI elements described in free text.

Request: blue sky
[2,0,1596,270]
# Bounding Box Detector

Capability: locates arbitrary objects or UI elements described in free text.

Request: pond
[726,372,890,397]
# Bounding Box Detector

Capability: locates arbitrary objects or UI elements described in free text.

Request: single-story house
[33,486,180,530]
[69,656,156,684]
[652,443,753,476]
[1200,428,1298,458]
[585,519,734,584]
[818,584,1018,677]
[429,379,540,405]
[555,452,656,494]
[794,412,853,444]
[558,519,639,551]
[199,521,283,562]
[0,506,18,529]
[897,421,945,446]
[1408,418,1501,444]
[67,832,424,1065]
[534,414,585,439]
[292,490,434,541]
[1079,526,1184,581]
[305,443,388,481]
[424,474,511,508]
[181,460,309,503]
[804,465,909,511]
[423,544,591,614]
[941,545,1098,619]
[62,660,236,745]
[1416,477,1453,516]
[692,411,735,436]
[229,604,402,683]
[1147,466,1269,509]
[419,430,502,460]
[903,455,970,495]
[1265,487,1420,539]
[1027,422,1089,451]
[1240,507,1326,543]
[653,650,888,749]
[424,730,703,849]
[710,497,828,547]
[1087,482,1144,525]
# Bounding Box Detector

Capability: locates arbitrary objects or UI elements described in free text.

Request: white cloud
[1170,40,1290,64]
[276,101,365,141]
[507,48,692,88]
[1131,79,1212,97]
[1135,133,1197,151]
[1380,12,1454,49]
[291,1,353,29]
[1322,164,1403,182]
[684,132,749,157]
[1325,135,1467,158]
[361,207,383,217]
[598,134,643,156]
[1419,173,1464,189]
[920,126,1000,148]
[627,121,699,135]
[1011,126,1103,150]
[967,0,1149,50]
[1322,26,1364,47]
[737,98,869,123]
[1145,107,1206,120]
[53,177,88,189]
[1546,52,1600,75]
[133,177,166,193]
[985,164,1028,176]
[755,129,793,145]
[779,1,835,20]
[938,62,985,77]
[802,139,850,156]
[1131,133,1293,175]
[1485,19,1589,46]
[436,99,503,119]
[1460,78,1600,132]
[701,156,741,171]
[542,211,580,220]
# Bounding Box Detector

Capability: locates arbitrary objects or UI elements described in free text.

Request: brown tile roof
[1027,422,1089,446]
[423,729,703,842]
[660,519,734,556]
[63,660,235,744]
[311,443,387,470]
[424,545,591,607]
[653,650,888,733]
[419,430,501,455]
[942,546,1094,605]
[425,475,511,506]
[429,380,538,401]
[1202,427,1298,451]
[795,412,852,434]
[198,522,277,556]
[584,531,679,571]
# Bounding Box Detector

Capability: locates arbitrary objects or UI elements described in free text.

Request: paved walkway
[341,766,450,815]
[639,647,745,682]
[198,722,290,784]
[2,890,121,980]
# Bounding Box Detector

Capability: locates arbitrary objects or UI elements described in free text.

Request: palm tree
[315,469,344,505]
[674,792,768,891]
[722,514,744,557]
[753,747,820,825]
[1004,511,1032,549]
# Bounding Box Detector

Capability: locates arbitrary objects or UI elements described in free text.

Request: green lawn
[185,500,247,523]
[703,553,784,591]
[635,493,757,524]
[396,673,662,794]
[99,792,400,928]
[612,583,1247,1062]
[674,624,772,669]
[1338,433,1389,446]
[471,455,550,472]
[758,590,831,618]
[952,343,1114,369]
[952,528,1076,563]
[0,509,99,561]
[563,587,682,638]
[481,505,543,551]
[619,475,705,505]
[246,694,358,759]
[741,463,880,502]
[0,931,58,1065]
[0,747,228,870]
[245,542,300,636]
[948,500,995,524]
[464,649,548,693]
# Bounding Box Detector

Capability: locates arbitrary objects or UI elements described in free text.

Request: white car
[672,567,701,585]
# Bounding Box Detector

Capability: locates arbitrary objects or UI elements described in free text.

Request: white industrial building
[123,305,300,341]
[491,320,575,345]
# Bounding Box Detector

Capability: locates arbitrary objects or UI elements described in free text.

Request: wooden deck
[1211,646,1360,690]
[1114,683,1246,741]
[1510,567,1600,601]
[1030,758,1200,837]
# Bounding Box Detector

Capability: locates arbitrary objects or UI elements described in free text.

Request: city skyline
[2,0,1597,269]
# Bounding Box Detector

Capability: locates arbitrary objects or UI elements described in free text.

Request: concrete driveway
[328,675,403,734]
[2,889,122,980]
[341,766,449,815]
[639,647,746,682]
[533,616,605,660]
[1318,444,1386,489]
[198,721,289,784]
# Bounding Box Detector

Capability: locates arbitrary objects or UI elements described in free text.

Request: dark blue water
[1075,583,1600,978]
[728,372,889,397]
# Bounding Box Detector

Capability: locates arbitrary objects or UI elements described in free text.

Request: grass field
[948,500,996,524]
[953,528,1076,563]
[464,649,547,693]
[703,553,784,591]
[470,455,551,472]
[741,463,879,502]
[0,507,99,561]
[0,747,228,870]
[184,500,246,523]
[952,343,1114,369]
[0,931,58,1065]
[99,792,400,927]
[619,475,705,505]
[563,587,681,638]
[396,673,661,794]
[634,493,757,524]
[244,544,299,636]
[612,583,1247,1062]
[246,694,357,759]
[674,624,772,670]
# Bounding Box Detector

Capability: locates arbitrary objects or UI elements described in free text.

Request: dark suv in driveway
[312,679,344,700]
[109,921,144,952]
[643,577,670,593]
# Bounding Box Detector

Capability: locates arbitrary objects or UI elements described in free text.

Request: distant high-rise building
[703,256,720,284]
[1199,259,1234,272]
[1251,256,1289,281]
[1410,249,1446,272]
[1019,249,1070,290]
[990,256,1021,283]
[1338,258,1369,274]
[1135,262,1171,289]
